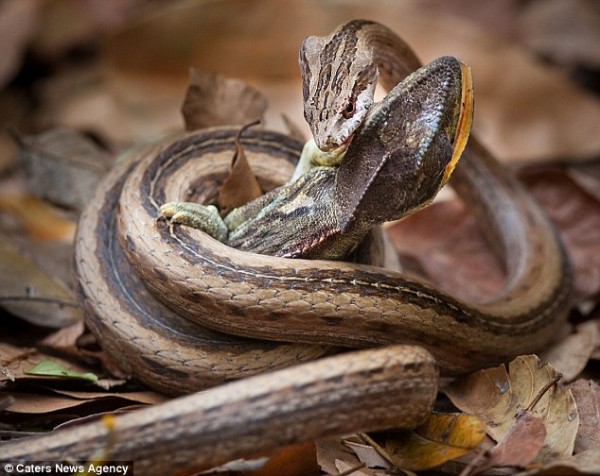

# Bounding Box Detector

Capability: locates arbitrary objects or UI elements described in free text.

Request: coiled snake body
[0,20,571,473]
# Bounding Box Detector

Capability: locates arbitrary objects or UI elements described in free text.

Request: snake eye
[341,98,356,119]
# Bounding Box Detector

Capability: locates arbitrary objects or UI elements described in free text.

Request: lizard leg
[160,202,228,242]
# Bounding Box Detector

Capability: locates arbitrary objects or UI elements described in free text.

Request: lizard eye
[341,98,356,119]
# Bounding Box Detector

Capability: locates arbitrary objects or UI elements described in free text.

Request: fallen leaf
[379,414,486,471]
[415,413,487,449]
[445,355,579,457]
[0,343,97,385]
[4,388,166,414]
[24,359,98,382]
[569,379,600,453]
[0,195,76,241]
[471,413,547,474]
[345,440,393,470]
[39,321,85,358]
[317,437,366,476]
[335,460,381,476]
[182,68,268,131]
[539,320,598,382]
[515,448,600,475]
[217,121,263,215]
[0,233,81,328]
[19,128,111,212]
[38,61,184,148]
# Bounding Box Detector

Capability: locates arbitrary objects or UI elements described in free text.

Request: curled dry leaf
[19,128,111,212]
[39,321,85,358]
[316,436,393,476]
[3,388,167,416]
[569,379,600,453]
[539,320,598,382]
[182,68,268,131]
[445,355,578,457]
[217,121,263,215]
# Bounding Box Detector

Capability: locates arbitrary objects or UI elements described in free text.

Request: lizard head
[335,56,474,232]
[299,30,378,153]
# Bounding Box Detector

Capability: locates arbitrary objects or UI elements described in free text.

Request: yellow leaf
[415,413,486,448]
[356,413,486,472]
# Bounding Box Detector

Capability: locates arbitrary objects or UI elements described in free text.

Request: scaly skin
[0,20,572,475]
[160,57,467,260]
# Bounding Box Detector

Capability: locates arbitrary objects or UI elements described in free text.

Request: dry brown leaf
[345,439,393,470]
[539,320,598,382]
[182,68,268,131]
[515,448,600,476]
[39,321,85,357]
[0,234,81,328]
[519,166,600,301]
[335,460,384,476]
[317,437,365,475]
[19,128,111,211]
[317,437,394,476]
[445,355,578,457]
[569,379,600,453]
[217,121,263,215]
[4,388,166,414]
[470,413,547,474]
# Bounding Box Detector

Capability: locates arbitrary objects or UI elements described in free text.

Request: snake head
[336,56,474,232]
[299,31,378,152]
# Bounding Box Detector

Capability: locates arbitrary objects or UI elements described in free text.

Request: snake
[0,20,571,473]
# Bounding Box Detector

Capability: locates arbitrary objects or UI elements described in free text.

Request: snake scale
[0,20,571,473]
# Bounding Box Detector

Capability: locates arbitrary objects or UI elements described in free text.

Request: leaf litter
[0,1,599,475]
